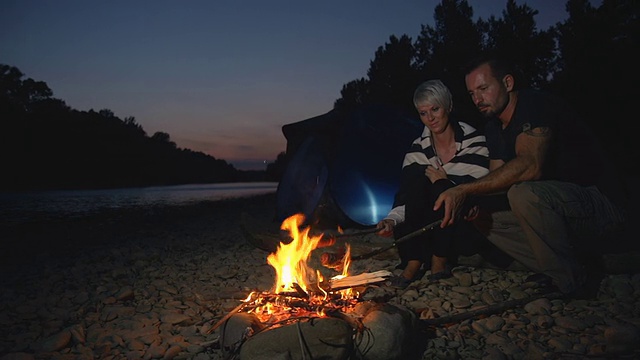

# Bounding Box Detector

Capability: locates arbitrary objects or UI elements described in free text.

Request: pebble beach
[1,192,640,359]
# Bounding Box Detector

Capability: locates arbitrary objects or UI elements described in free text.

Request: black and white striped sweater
[384,120,489,224]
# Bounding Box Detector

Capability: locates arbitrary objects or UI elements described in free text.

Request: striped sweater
[384,120,489,224]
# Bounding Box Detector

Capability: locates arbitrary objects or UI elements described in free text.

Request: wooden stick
[351,219,442,260]
[419,291,564,328]
[206,301,248,334]
[331,227,379,239]
[292,282,310,299]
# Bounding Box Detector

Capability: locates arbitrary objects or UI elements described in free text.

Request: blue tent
[276,104,422,229]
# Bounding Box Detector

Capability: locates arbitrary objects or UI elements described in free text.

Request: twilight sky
[1,1,582,170]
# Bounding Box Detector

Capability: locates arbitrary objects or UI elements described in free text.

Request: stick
[331,227,379,239]
[206,301,247,334]
[351,219,443,260]
[419,291,564,328]
[315,227,380,249]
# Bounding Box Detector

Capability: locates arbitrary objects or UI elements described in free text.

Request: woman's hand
[376,219,395,237]
[425,164,447,183]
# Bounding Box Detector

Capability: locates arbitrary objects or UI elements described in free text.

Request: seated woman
[377,79,511,289]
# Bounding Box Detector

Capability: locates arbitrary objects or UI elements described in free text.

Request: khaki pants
[474,181,626,293]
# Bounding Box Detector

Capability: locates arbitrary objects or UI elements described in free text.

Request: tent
[276,104,422,229]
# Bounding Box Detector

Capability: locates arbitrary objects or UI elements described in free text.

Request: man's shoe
[567,271,605,300]
[524,273,560,294]
[525,273,553,287]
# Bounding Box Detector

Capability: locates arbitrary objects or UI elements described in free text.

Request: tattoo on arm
[523,125,551,137]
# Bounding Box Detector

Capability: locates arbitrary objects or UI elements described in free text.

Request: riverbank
[1,193,639,359]
[0,192,281,272]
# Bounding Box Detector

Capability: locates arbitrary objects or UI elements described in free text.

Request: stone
[356,303,419,360]
[239,317,353,360]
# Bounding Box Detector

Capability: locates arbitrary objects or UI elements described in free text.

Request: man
[433,53,628,295]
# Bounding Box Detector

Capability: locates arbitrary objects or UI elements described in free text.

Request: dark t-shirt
[484,89,627,209]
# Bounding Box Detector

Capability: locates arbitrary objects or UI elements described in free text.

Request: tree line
[0,66,282,191]
[2,0,636,191]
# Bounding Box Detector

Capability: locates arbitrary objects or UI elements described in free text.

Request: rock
[357,303,418,360]
[0,353,35,360]
[115,286,135,301]
[38,329,71,352]
[239,317,353,360]
[161,313,192,326]
[605,323,640,355]
[221,312,265,353]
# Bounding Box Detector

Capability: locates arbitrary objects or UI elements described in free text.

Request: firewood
[207,301,248,334]
[329,270,392,290]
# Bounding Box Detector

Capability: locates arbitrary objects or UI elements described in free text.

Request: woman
[377,79,510,289]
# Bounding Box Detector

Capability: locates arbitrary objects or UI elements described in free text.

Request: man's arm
[434,127,551,226]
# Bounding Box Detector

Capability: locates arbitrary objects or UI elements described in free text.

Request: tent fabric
[274,136,329,225]
[276,104,422,229]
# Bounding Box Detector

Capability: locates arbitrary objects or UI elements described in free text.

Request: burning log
[291,282,310,299]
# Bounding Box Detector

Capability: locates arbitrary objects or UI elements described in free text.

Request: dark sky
[0,0,585,170]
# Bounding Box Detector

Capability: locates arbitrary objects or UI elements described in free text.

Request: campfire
[211,214,415,360]
[231,213,377,327]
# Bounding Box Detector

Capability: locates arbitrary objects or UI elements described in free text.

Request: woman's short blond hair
[413,79,453,112]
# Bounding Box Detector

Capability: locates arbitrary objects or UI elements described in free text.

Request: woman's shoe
[386,275,413,290]
[386,267,427,289]
[427,265,453,282]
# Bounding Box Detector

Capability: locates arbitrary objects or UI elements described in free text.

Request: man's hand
[433,186,467,227]
[464,205,480,221]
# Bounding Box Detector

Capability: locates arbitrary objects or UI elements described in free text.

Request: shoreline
[1,193,281,274]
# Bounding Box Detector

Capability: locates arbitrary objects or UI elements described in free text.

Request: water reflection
[0,182,278,224]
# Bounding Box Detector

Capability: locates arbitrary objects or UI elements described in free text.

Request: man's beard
[478,96,508,118]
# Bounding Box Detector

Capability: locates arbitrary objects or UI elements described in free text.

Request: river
[0,182,278,224]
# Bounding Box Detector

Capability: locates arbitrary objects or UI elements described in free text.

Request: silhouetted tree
[151,131,176,148]
[413,0,484,123]
[482,0,556,89]
[334,77,368,112]
[335,35,417,113]
[266,151,287,181]
[364,35,418,113]
[553,0,639,174]
[414,0,482,78]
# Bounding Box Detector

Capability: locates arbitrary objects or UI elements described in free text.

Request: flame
[242,215,361,326]
[330,244,356,298]
[267,214,323,294]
